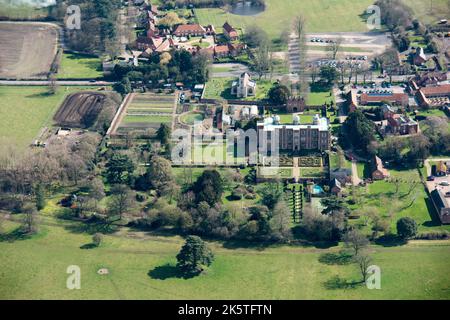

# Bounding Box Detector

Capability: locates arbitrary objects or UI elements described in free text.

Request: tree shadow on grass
[0,227,33,243]
[374,234,407,247]
[221,239,277,251]
[148,264,196,280]
[80,243,97,249]
[323,275,362,290]
[318,251,354,265]
[64,220,117,235]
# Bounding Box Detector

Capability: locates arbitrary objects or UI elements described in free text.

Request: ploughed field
[53,92,106,128]
[0,22,58,79]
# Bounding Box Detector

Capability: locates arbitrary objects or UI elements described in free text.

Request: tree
[342,229,369,256]
[341,110,376,153]
[107,184,134,220]
[35,184,46,211]
[87,177,106,202]
[254,39,271,79]
[269,200,292,241]
[268,84,290,106]
[114,77,131,95]
[73,195,96,218]
[244,25,268,48]
[106,153,135,184]
[320,65,338,86]
[176,235,214,275]
[92,233,103,247]
[327,37,343,60]
[396,217,418,239]
[156,123,171,145]
[146,155,174,195]
[22,202,38,234]
[158,11,185,28]
[321,196,347,215]
[259,180,283,210]
[356,253,372,283]
[193,170,223,206]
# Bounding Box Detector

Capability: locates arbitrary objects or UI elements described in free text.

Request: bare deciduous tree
[356,254,372,283]
[343,229,369,256]
[327,37,343,60]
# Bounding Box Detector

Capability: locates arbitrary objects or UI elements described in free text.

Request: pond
[229,1,265,16]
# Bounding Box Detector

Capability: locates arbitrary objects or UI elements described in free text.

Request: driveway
[351,160,362,186]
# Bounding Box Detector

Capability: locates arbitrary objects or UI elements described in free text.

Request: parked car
[427,176,435,181]
[439,181,449,186]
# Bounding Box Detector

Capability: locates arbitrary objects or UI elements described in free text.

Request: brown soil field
[0,22,58,79]
[54,92,106,128]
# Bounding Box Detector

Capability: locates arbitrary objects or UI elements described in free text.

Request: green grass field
[0,86,98,149]
[1,215,449,299]
[204,78,272,101]
[122,115,172,124]
[350,168,450,233]
[195,0,374,39]
[404,0,450,24]
[57,53,103,79]
[0,3,49,19]
[308,91,335,105]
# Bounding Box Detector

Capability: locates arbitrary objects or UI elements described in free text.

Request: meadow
[0,86,98,149]
[403,0,450,24]
[195,0,374,39]
[57,53,103,79]
[0,214,449,299]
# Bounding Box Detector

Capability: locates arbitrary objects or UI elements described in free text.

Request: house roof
[331,178,342,190]
[214,45,230,54]
[173,24,206,34]
[419,84,450,96]
[414,72,447,87]
[360,92,408,104]
[223,22,238,35]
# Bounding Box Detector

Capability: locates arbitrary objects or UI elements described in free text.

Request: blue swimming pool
[312,185,324,195]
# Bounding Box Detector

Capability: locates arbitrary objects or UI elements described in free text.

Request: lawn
[180,112,204,125]
[57,53,103,79]
[1,216,449,299]
[308,91,335,106]
[0,86,98,149]
[122,115,172,124]
[351,168,450,233]
[404,0,450,24]
[195,0,374,39]
[204,78,272,101]
[0,3,49,19]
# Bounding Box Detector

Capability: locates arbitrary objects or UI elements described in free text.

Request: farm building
[223,22,239,41]
[430,189,450,224]
[359,92,409,107]
[173,24,215,37]
[416,84,450,108]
